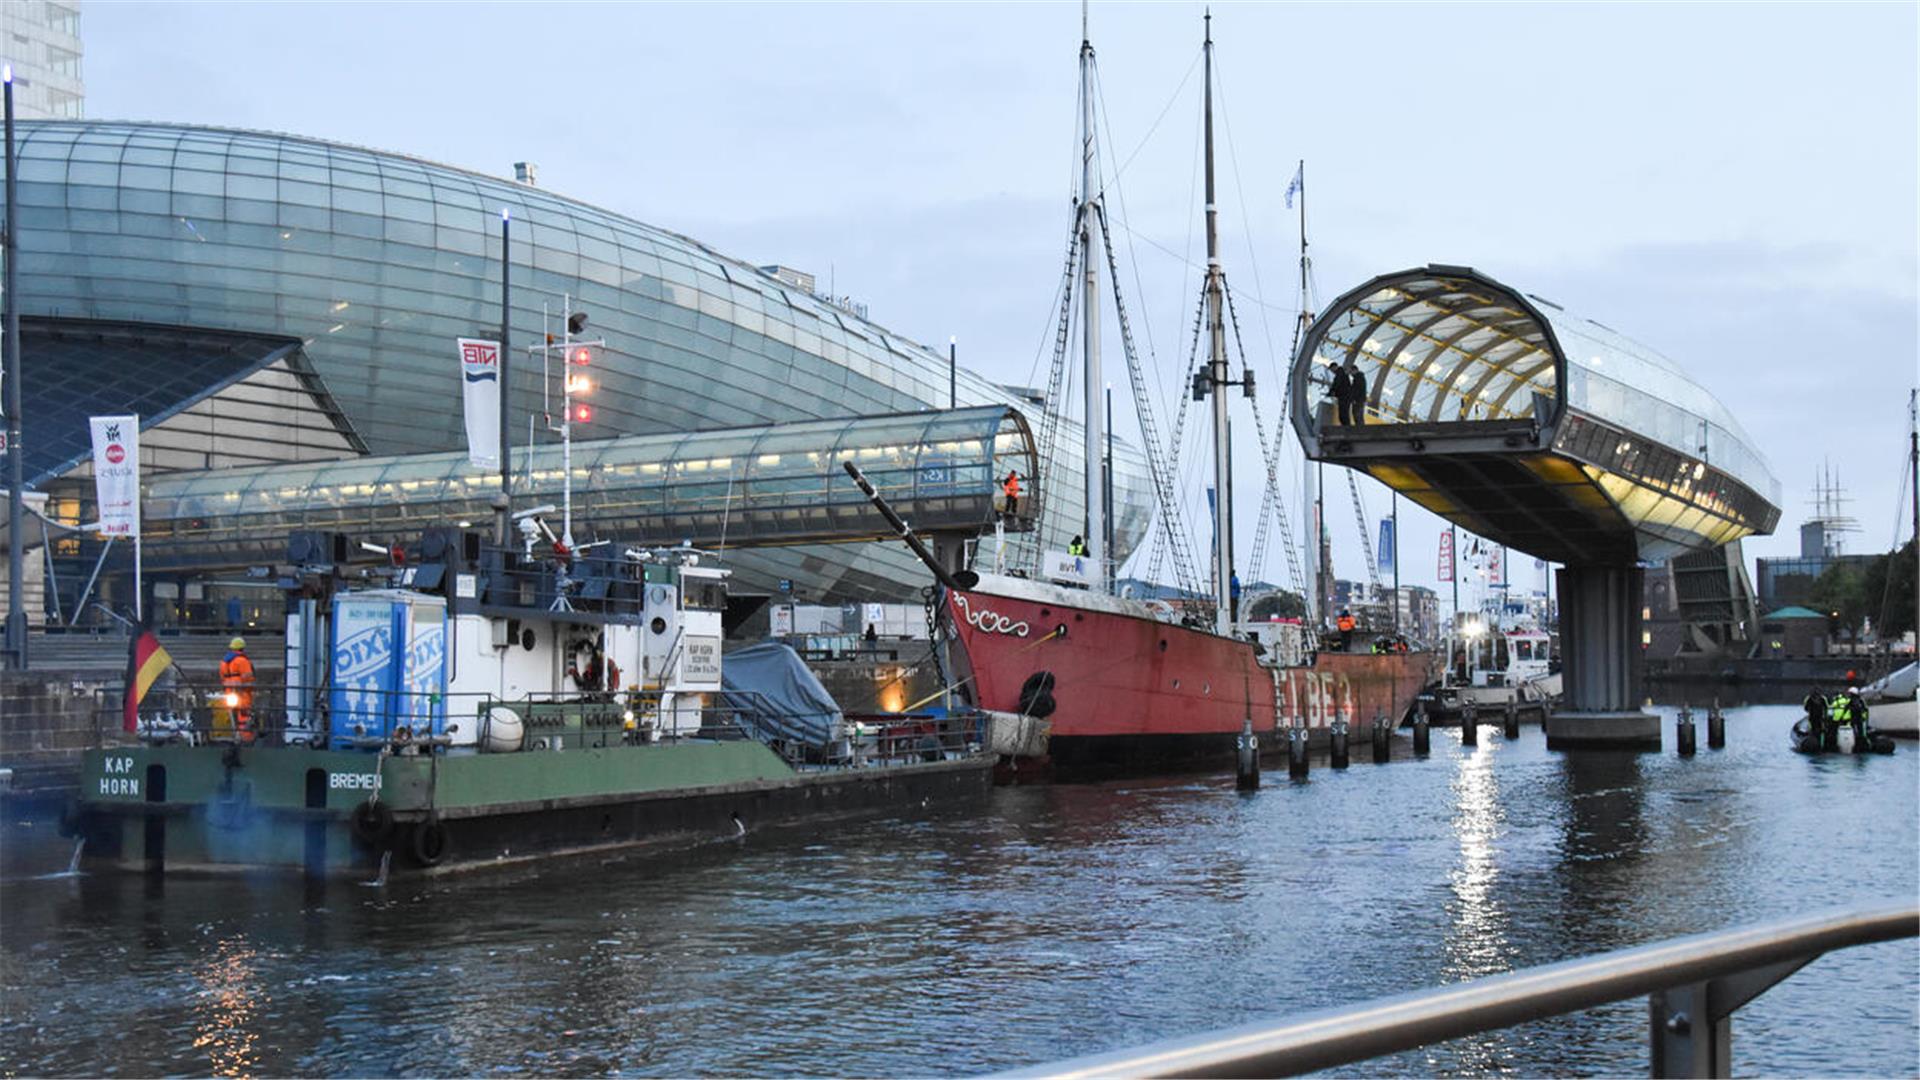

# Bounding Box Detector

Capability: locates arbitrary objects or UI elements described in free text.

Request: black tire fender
[407,817,450,868]
[1018,671,1058,719]
[350,799,394,845]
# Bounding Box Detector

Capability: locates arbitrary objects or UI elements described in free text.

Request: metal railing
[1006,902,1918,1079]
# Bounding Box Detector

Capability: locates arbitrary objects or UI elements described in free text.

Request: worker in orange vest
[220,636,256,744]
[1336,609,1357,651]
[1002,470,1021,517]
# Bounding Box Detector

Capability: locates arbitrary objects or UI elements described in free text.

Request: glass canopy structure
[140,407,1035,569]
[1,120,1151,606]
[1290,266,1780,565]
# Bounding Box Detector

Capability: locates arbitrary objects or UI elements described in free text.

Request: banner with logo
[457,337,501,469]
[1488,546,1506,589]
[88,415,140,537]
[1377,518,1395,578]
[1438,530,1454,582]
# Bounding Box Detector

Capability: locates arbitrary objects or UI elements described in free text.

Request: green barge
[72,525,994,876]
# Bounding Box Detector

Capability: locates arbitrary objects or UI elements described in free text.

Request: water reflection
[189,935,267,1078]
[1444,743,1513,981]
[1441,741,1517,1073]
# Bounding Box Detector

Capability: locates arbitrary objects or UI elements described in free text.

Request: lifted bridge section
[1291,266,1781,748]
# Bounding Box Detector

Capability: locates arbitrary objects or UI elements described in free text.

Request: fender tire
[351,800,394,845]
[1018,671,1058,719]
[407,818,451,868]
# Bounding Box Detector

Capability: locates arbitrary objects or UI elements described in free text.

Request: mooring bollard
[1461,701,1478,746]
[1372,708,1391,764]
[1707,699,1726,749]
[1413,699,1431,757]
[1235,717,1260,791]
[1503,698,1520,740]
[1330,718,1350,769]
[1288,725,1309,779]
[1676,704,1697,756]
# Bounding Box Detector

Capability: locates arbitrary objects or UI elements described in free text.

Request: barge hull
[73,743,992,876]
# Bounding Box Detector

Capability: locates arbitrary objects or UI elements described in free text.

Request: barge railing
[1004,902,1919,1079]
[100,682,985,765]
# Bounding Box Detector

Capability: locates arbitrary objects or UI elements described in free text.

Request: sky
[84,1,1919,603]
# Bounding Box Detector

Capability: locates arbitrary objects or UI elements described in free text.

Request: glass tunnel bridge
[133,406,1037,572]
[1289,265,1782,568]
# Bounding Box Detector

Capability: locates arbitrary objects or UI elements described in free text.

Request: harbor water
[2,703,1915,1077]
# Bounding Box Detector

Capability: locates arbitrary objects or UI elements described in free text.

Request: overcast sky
[86,1,1918,602]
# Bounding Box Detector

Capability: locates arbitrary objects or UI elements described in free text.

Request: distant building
[1755,520,1876,610]
[0,0,83,119]
[1756,606,1829,659]
[1390,585,1440,643]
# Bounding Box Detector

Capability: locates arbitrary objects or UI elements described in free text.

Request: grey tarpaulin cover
[720,641,844,749]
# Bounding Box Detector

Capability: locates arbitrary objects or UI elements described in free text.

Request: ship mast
[1077,0,1106,588]
[1202,12,1233,634]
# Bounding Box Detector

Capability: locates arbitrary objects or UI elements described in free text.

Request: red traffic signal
[570,346,592,365]
[573,403,592,423]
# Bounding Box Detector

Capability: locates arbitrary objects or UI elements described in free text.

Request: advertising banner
[1377,518,1395,578]
[1488,546,1506,589]
[1438,530,1454,582]
[88,415,140,537]
[457,338,501,469]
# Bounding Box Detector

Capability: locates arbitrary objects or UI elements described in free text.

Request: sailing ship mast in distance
[1198,11,1240,636]
[1077,0,1106,588]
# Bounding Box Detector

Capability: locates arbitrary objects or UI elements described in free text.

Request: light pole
[4,66,24,668]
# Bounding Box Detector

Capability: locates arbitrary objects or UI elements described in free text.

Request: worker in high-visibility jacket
[1336,610,1357,651]
[219,636,256,744]
[1828,686,1869,750]
[1002,470,1021,518]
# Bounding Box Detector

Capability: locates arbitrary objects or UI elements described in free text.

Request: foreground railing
[1006,902,1918,1079]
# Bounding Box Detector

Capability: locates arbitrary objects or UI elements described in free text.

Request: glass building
[0,120,1152,607]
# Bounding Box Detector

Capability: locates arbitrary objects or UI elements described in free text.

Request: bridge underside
[1332,421,1638,566]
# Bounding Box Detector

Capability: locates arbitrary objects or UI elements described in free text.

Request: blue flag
[1283,163,1303,209]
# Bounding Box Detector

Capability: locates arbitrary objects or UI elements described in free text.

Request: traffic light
[570,345,592,366]
[573,403,592,423]
[566,373,592,395]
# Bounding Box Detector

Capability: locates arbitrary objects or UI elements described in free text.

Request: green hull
[73,741,992,876]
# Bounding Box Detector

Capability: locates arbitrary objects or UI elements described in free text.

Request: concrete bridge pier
[1545,565,1660,751]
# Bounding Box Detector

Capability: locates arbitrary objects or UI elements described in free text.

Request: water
[3,704,1915,1077]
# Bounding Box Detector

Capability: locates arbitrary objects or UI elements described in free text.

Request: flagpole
[1391,492,1400,637]
[497,207,512,546]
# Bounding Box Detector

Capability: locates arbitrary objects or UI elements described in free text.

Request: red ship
[943,574,1431,775]
[848,14,1432,779]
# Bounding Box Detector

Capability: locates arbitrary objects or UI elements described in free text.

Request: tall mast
[1078,0,1106,586]
[1203,12,1233,634]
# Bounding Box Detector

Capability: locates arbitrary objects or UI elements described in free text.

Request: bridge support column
[1545,564,1659,751]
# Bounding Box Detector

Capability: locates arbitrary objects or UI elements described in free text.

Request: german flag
[123,630,173,733]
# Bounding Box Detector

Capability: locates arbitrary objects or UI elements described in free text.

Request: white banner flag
[89,415,140,537]
[457,337,502,469]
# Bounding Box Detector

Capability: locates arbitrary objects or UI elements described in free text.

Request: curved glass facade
[1291,266,1781,565]
[1,120,1151,598]
[1294,266,1777,504]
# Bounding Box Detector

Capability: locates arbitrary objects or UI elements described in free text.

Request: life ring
[407,818,451,868]
[350,799,394,844]
[1018,671,1058,719]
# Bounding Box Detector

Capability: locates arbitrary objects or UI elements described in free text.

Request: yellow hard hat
[229,637,247,651]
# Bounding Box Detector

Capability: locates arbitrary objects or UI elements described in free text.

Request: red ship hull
[946,575,1432,775]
